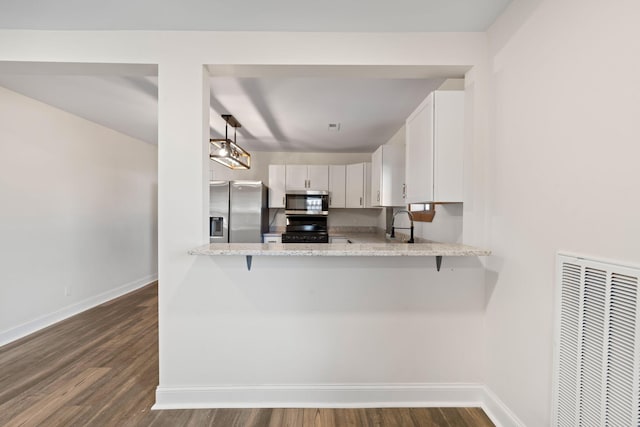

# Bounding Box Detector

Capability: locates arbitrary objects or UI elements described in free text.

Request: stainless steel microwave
[285,190,329,215]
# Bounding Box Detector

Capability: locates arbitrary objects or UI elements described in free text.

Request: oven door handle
[285,210,329,215]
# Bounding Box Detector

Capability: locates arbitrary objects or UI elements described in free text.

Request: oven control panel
[281,233,329,243]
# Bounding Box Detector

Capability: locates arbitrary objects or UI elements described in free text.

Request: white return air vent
[553,253,640,426]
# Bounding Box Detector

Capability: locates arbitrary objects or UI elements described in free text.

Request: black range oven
[282,215,329,243]
[281,191,329,243]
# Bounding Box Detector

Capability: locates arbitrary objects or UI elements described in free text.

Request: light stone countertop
[189,232,490,257]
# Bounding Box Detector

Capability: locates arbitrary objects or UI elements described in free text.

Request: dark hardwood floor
[0,283,494,426]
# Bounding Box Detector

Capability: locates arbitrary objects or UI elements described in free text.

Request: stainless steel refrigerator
[209,181,268,243]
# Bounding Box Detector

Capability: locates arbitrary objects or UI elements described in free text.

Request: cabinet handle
[329,196,332,205]
[377,190,380,202]
[360,197,363,206]
[282,196,285,205]
[402,184,406,198]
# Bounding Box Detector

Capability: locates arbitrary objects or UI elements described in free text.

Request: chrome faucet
[390,210,414,243]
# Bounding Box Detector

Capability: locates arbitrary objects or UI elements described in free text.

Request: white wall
[155,256,487,405]
[150,33,490,409]
[484,0,640,425]
[390,204,463,243]
[0,86,158,345]
[418,204,464,243]
[7,9,636,420]
[0,30,493,413]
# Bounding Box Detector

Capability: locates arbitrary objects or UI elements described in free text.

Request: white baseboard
[154,383,524,426]
[153,383,487,410]
[0,273,157,347]
[481,386,526,427]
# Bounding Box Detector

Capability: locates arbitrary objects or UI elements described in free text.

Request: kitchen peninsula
[190,232,490,270]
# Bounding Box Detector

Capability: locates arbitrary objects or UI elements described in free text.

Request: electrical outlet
[64,286,70,296]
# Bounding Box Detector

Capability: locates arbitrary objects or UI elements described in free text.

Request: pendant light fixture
[210,114,251,170]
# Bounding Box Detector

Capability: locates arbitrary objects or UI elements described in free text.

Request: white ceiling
[0,0,513,32]
[209,76,446,152]
[0,63,159,145]
[0,1,513,152]
[0,63,468,152]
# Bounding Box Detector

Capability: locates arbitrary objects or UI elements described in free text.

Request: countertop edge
[188,242,491,257]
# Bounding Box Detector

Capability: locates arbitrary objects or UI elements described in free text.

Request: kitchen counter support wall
[155,255,487,407]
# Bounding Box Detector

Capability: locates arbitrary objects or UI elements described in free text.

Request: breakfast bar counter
[189,235,490,271]
[189,241,490,257]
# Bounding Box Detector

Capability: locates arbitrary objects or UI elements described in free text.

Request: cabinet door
[371,147,382,206]
[363,162,373,208]
[346,163,364,208]
[383,144,406,207]
[405,93,434,203]
[268,165,286,208]
[329,165,346,208]
[372,144,406,207]
[433,91,464,202]
[285,165,308,191]
[307,165,329,191]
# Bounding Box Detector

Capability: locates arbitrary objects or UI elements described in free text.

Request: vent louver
[553,254,640,426]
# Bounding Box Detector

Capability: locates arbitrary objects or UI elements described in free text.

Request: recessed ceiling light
[328,123,341,132]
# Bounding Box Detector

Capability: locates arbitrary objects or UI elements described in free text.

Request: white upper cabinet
[284,165,308,191]
[346,163,364,208]
[268,164,286,208]
[346,162,372,208]
[307,165,329,191]
[371,143,405,207]
[405,90,464,203]
[285,165,328,191]
[328,165,346,208]
[363,162,372,208]
[371,148,381,205]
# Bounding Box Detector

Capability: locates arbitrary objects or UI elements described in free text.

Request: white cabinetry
[284,165,307,191]
[268,164,286,208]
[371,143,405,207]
[285,165,328,191]
[307,165,329,190]
[269,163,374,209]
[346,163,372,208]
[364,163,372,208]
[329,165,346,208]
[405,90,464,203]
